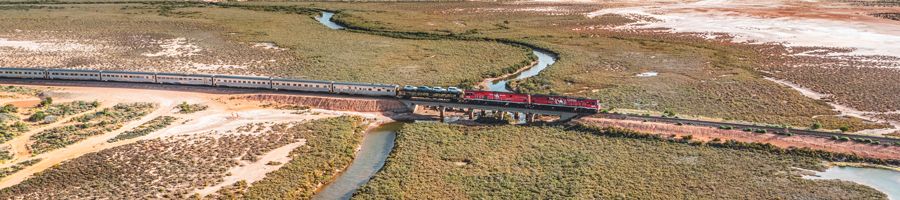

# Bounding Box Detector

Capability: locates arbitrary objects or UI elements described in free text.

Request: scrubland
[301,1,898,133]
[0,2,528,86]
[0,116,364,199]
[356,122,886,199]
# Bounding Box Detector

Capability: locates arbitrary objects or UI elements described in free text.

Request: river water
[806,166,900,200]
[316,12,345,30]
[310,11,554,199]
[311,11,900,200]
[487,49,557,92]
[312,122,402,200]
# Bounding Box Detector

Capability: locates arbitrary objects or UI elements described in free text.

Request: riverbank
[355,122,886,199]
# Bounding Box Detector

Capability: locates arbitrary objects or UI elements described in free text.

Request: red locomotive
[462,90,600,113]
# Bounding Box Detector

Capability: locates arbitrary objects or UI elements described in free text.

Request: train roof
[333,81,398,87]
[156,72,215,77]
[215,75,272,81]
[271,78,333,84]
[0,67,44,71]
[101,70,155,75]
[47,68,99,72]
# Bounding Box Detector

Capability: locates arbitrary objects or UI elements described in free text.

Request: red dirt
[239,94,408,113]
[576,117,900,160]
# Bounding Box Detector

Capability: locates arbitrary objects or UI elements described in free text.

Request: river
[312,122,402,200]
[486,49,557,92]
[806,166,900,200]
[309,11,560,199]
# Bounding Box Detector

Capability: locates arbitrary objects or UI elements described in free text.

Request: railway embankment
[575,117,900,161]
[239,94,408,113]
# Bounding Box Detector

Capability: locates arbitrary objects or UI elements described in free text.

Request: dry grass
[28,102,154,154]
[297,2,896,129]
[0,3,529,86]
[0,116,364,199]
[355,122,885,199]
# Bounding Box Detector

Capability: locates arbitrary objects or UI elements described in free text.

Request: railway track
[3,77,898,145]
[595,113,900,144]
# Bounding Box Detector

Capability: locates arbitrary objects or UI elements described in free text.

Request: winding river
[311,11,558,199]
[312,122,402,200]
[487,49,557,92]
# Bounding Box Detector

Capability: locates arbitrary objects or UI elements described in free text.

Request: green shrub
[811,122,822,130]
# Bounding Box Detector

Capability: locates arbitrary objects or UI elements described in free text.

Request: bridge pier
[526,113,534,123]
[467,108,474,120]
[439,106,446,123]
[498,110,505,120]
[514,112,520,121]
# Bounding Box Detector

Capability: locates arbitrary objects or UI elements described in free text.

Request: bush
[28,111,46,122]
[810,122,822,130]
[839,126,850,132]
[176,102,208,114]
[39,97,52,107]
[0,105,17,114]
[753,129,767,134]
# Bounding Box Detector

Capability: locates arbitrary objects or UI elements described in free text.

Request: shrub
[839,126,850,132]
[810,122,822,130]
[176,102,208,114]
[28,111,46,122]
[39,97,52,107]
[753,129,767,134]
[0,105,16,114]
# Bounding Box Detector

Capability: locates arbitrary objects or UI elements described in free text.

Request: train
[0,67,600,113]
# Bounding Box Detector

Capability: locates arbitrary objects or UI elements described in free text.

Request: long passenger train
[0,68,600,113]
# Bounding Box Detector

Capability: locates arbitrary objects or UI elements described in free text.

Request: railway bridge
[399,100,584,123]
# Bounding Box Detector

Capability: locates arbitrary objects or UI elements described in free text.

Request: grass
[293,1,894,130]
[106,115,175,142]
[0,100,100,144]
[29,102,155,154]
[0,116,364,199]
[175,102,207,114]
[355,122,886,199]
[215,116,366,199]
[0,159,41,179]
[0,3,530,87]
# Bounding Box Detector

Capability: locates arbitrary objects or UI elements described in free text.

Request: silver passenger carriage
[213,75,272,89]
[47,69,101,81]
[0,67,46,79]
[157,73,214,86]
[101,70,156,83]
[333,82,398,97]
[272,78,333,93]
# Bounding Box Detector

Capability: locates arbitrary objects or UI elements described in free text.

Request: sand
[0,82,392,190]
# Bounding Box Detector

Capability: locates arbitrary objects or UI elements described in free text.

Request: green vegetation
[31,100,101,123]
[0,116,364,199]
[0,3,529,87]
[175,102,208,114]
[107,116,176,142]
[356,123,887,199]
[29,103,155,154]
[299,2,892,130]
[0,159,41,179]
[230,116,365,199]
[0,85,42,96]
